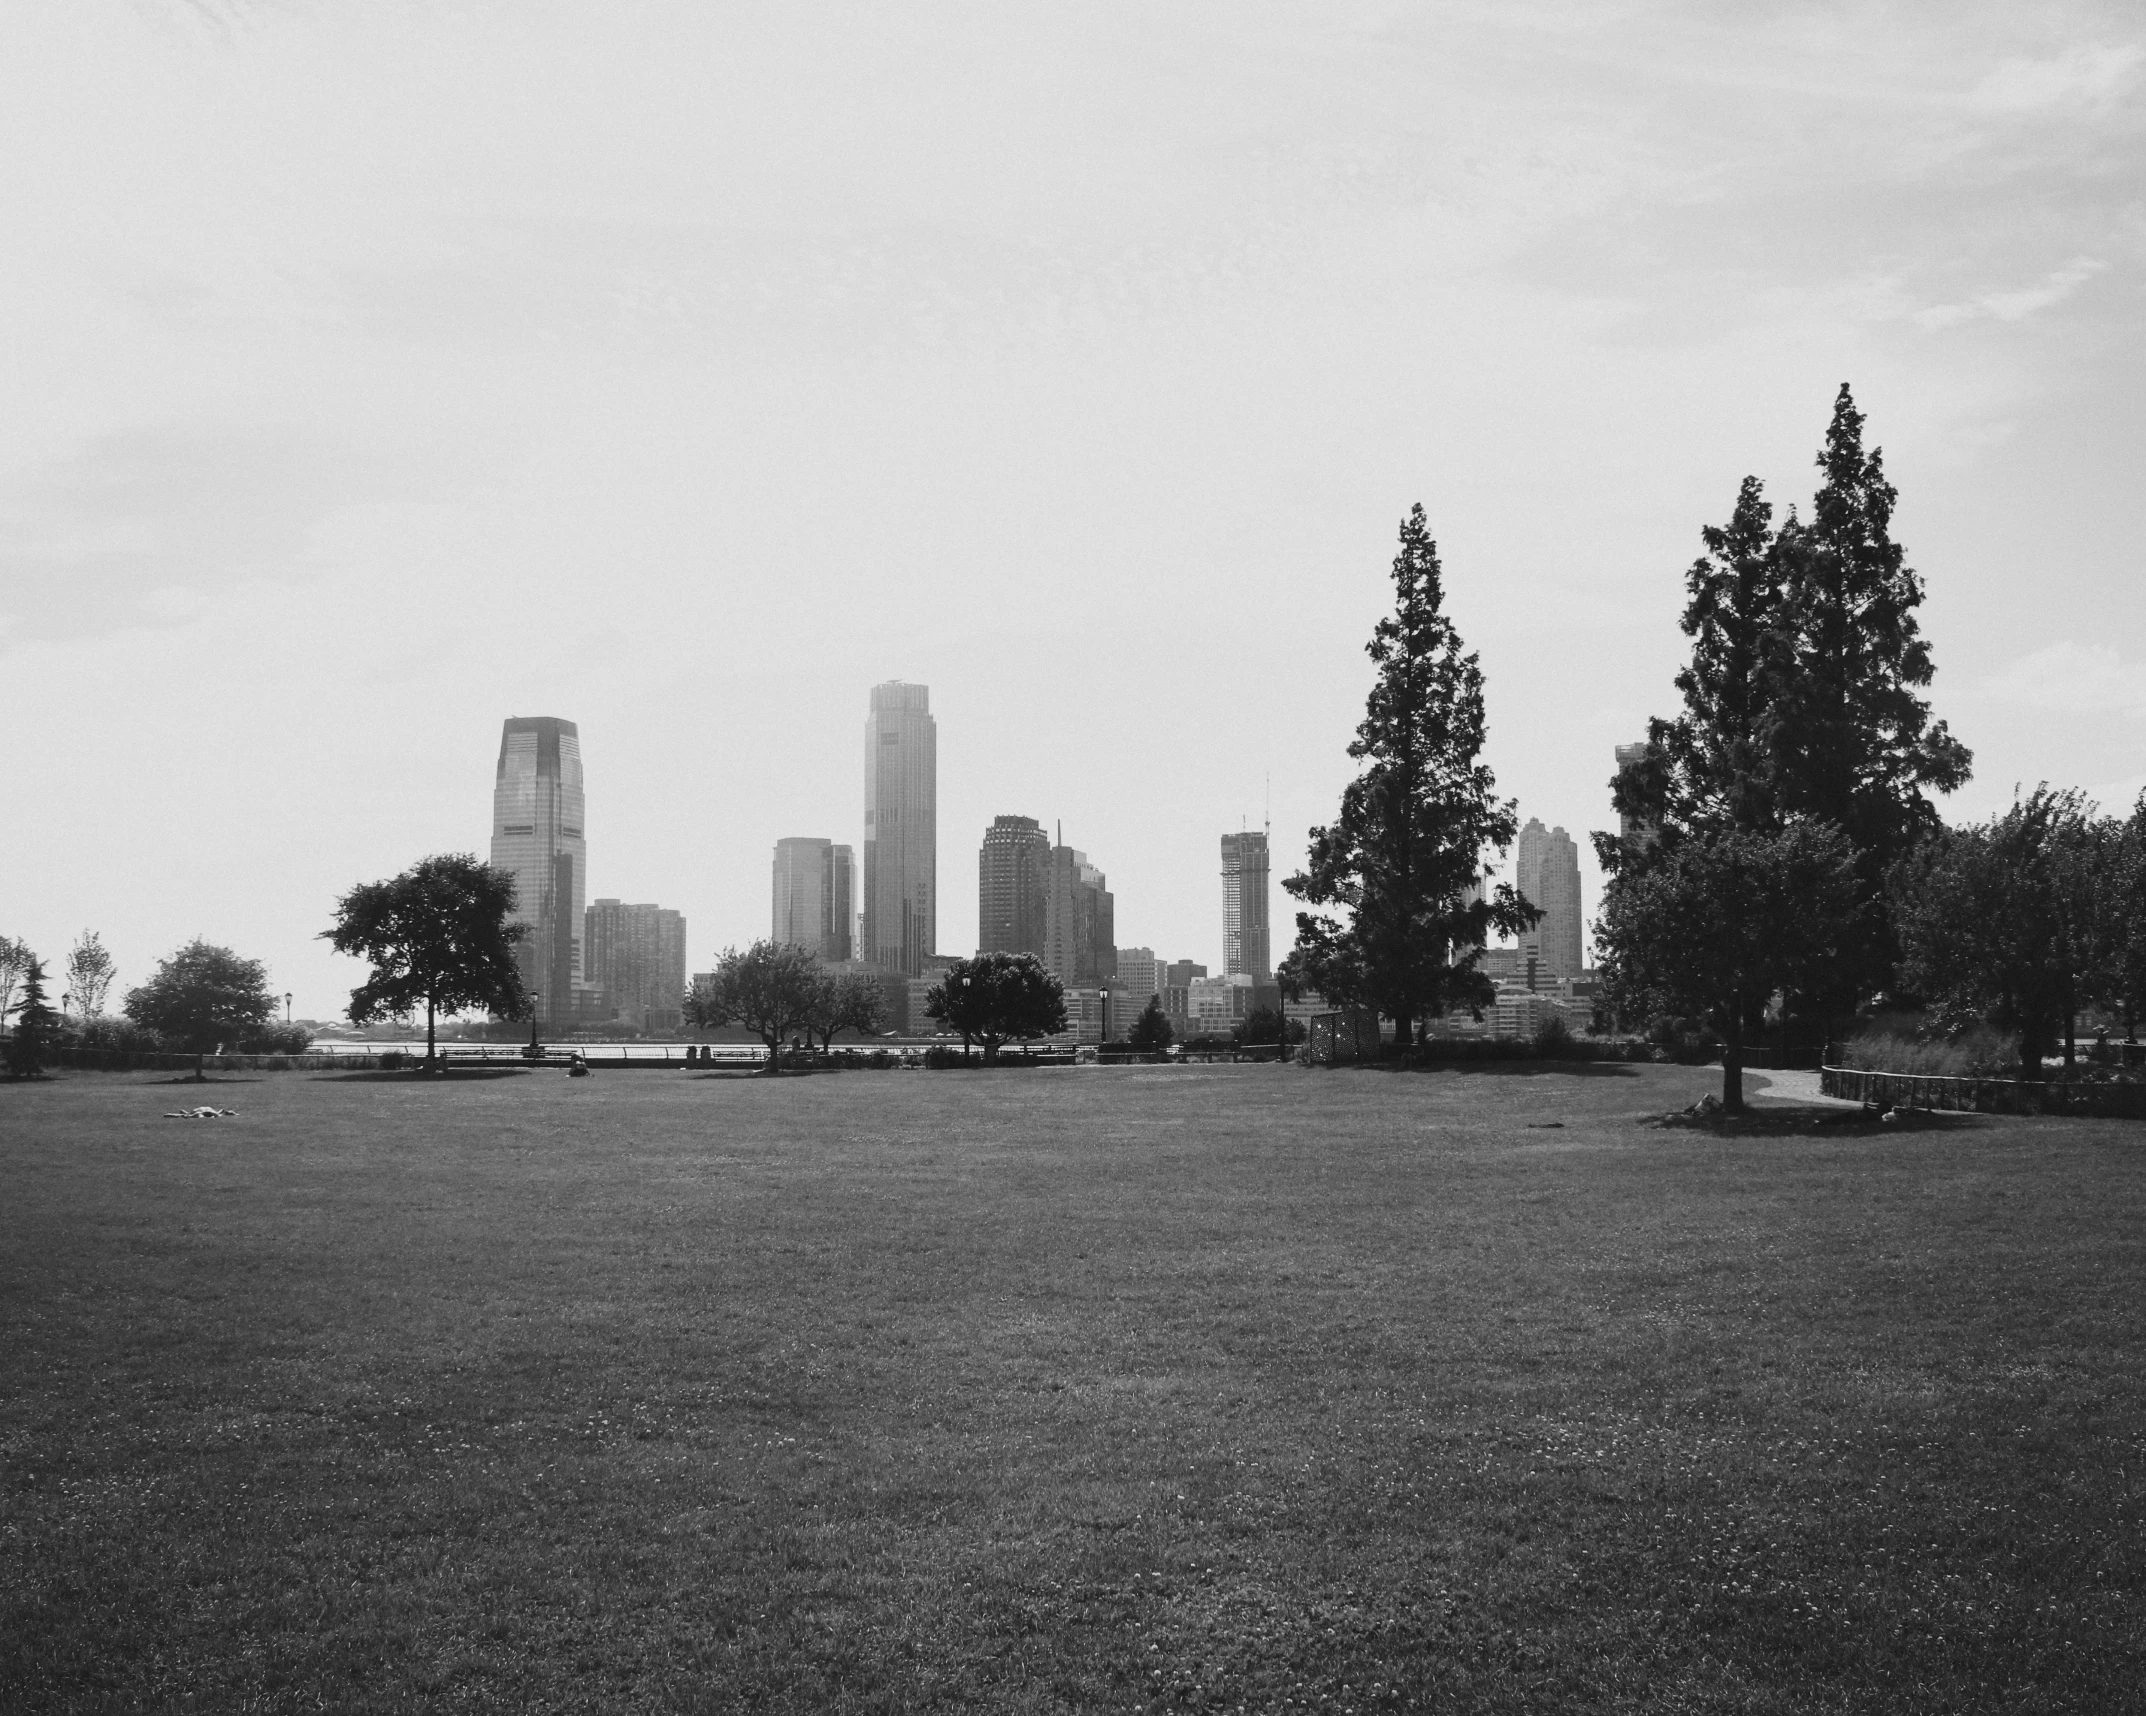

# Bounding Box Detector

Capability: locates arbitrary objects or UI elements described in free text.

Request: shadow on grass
[1652,1103,1987,1136]
[1385,1059,1643,1080]
[147,1076,263,1085]
[310,1068,534,1083]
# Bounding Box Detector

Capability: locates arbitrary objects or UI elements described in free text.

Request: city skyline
[10,7,2133,1021]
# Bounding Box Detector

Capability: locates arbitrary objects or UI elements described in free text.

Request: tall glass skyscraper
[863,682,936,976]
[1042,840,1114,986]
[1220,830,1271,980]
[1516,817,1583,980]
[772,837,855,963]
[490,716,586,1028]
[978,814,1050,958]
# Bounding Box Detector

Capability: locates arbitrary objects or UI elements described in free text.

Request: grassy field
[2,1061,2142,1713]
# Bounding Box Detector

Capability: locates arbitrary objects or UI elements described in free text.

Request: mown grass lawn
[2,1060,2142,1713]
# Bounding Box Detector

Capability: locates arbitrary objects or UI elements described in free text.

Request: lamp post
[961,974,972,1063]
[1099,986,1109,1051]
[284,992,293,1026]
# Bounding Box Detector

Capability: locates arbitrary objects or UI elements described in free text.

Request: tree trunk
[194,1049,205,1083]
[982,1038,1000,1066]
[426,997,438,1069]
[762,1033,781,1075]
[2062,973,2076,1072]
[2020,1020,2046,1085]
[1720,1023,1744,1114]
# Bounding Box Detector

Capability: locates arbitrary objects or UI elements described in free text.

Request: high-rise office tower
[828,844,855,963]
[1042,839,1114,986]
[585,900,687,1030]
[772,838,857,963]
[650,907,687,1030]
[1614,741,1653,844]
[978,815,1051,957]
[1161,958,1207,1037]
[1515,817,1583,981]
[490,716,586,1029]
[863,681,936,976]
[1113,947,1161,1013]
[1220,830,1271,979]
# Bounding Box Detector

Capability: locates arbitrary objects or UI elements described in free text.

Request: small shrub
[1840,1026,2017,1079]
[380,1050,405,1069]
[1532,1014,1577,1057]
[75,1016,165,1053]
[236,1022,313,1054]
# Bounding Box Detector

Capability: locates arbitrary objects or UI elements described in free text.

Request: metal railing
[1821,1062,2146,1119]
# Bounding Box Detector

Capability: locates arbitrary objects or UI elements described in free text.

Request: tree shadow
[1650,1103,1985,1136]
[1395,1060,1644,1079]
[310,1068,533,1083]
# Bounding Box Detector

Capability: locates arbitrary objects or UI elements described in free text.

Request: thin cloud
[1983,641,2146,717]
[2089,769,2146,813]
[1916,256,2106,330]
[1967,42,2144,114]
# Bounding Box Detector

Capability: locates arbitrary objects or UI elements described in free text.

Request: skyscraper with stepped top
[490,715,587,1029]
[1515,817,1583,982]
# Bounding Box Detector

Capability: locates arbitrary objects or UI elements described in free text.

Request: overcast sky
[4,1,2141,1020]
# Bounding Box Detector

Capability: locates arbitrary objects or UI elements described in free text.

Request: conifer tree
[1605,475,1784,863]
[1770,385,1972,1004]
[6,958,59,1079]
[1285,505,1536,1047]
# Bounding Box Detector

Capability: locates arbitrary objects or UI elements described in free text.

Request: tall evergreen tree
[1285,505,1536,1047]
[1769,385,1972,1003]
[1606,475,1784,864]
[5,957,58,1078]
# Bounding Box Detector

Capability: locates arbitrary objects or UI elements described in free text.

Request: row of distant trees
[2,934,299,1081]
[0,931,118,1034]
[1275,385,2143,1110]
[7,858,1180,1083]
[680,942,1285,1068]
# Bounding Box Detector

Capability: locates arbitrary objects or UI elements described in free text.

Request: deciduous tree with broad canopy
[64,931,117,1020]
[323,854,529,1066]
[687,940,823,1072]
[1889,787,2108,1084]
[1284,505,1537,1047]
[923,952,1067,1064]
[124,940,278,1081]
[0,935,30,1035]
[1596,820,1861,1112]
[803,969,890,1052]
